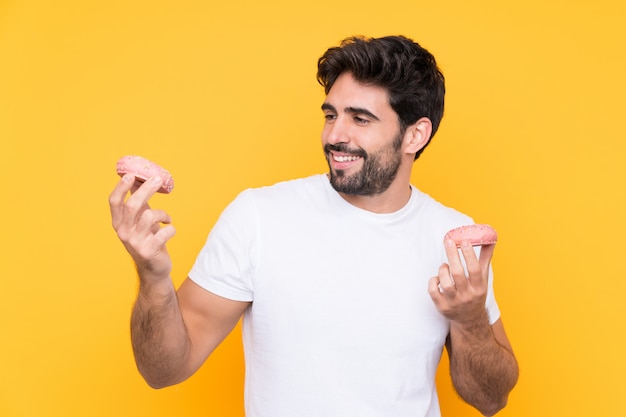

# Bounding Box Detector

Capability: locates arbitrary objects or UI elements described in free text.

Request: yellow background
[2,0,625,416]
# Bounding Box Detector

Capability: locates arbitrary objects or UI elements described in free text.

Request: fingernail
[445,239,456,248]
[151,176,162,185]
[122,173,133,183]
[461,241,471,249]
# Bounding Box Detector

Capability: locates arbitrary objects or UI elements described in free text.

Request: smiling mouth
[324,144,366,167]
[332,154,361,162]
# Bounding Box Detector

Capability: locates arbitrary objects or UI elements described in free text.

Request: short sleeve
[188,190,257,301]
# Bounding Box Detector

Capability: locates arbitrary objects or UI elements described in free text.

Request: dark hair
[317,35,445,160]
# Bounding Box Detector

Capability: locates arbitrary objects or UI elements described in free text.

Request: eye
[324,113,337,122]
[354,115,370,125]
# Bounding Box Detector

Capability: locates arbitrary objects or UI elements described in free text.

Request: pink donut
[116,155,174,194]
[444,224,497,247]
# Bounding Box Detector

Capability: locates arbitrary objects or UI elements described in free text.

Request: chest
[249,213,450,352]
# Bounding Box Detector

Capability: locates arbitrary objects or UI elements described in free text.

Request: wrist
[136,271,175,298]
[450,309,492,341]
[135,260,171,283]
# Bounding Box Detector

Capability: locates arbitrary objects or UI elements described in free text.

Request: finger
[428,275,445,298]
[131,224,177,270]
[437,262,456,288]
[129,175,163,205]
[135,209,172,236]
[458,240,483,286]
[478,243,495,275]
[109,173,136,229]
[434,263,457,299]
[121,176,163,227]
[153,224,176,247]
[444,238,466,282]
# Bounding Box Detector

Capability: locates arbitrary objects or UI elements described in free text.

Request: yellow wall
[2,1,625,416]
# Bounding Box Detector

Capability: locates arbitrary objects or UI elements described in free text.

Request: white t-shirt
[189,174,500,417]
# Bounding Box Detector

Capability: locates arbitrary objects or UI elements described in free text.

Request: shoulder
[249,174,325,195]
[218,174,328,222]
[242,174,328,207]
[410,186,475,235]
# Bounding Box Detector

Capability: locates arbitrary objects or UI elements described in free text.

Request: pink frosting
[116,155,174,193]
[444,224,497,247]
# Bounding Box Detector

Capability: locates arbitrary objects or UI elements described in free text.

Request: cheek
[320,123,332,142]
[359,129,388,150]
[320,125,328,142]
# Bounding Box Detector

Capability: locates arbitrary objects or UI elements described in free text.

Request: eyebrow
[321,103,380,121]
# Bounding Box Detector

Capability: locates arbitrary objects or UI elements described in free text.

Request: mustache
[324,143,367,158]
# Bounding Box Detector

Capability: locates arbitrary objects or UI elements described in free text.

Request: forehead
[324,72,393,115]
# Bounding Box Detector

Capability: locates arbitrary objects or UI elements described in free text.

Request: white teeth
[333,155,360,162]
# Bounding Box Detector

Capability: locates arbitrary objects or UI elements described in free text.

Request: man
[109,35,518,417]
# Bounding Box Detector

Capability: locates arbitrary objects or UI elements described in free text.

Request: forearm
[448,313,519,416]
[130,277,191,388]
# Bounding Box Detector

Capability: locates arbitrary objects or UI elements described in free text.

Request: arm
[109,174,249,388]
[445,317,518,416]
[130,277,249,388]
[429,240,519,416]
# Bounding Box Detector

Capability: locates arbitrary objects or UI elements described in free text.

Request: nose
[323,116,350,146]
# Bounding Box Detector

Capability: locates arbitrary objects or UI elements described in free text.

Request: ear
[403,117,432,155]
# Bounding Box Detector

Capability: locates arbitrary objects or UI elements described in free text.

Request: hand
[109,173,176,282]
[428,238,495,325]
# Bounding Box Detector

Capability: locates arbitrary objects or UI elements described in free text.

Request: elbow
[144,377,174,390]
[478,397,508,416]
[141,373,176,390]
[479,362,520,415]
[477,378,518,417]
[478,376,518,416]
[137,366,185,390]
[461,377,517,416]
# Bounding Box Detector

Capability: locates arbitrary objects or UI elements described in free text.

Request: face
[321,72,406,196]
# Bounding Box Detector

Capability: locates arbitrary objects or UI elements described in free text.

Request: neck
[333,169,413,214]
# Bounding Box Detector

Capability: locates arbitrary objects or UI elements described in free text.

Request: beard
[324,132,404,196]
